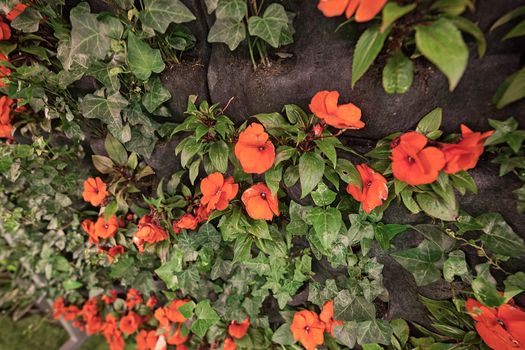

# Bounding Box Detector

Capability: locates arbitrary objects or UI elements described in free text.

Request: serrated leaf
[415,18,468,91]
[382,51,413,94]
[380,2,416,33]
[448,16,486,57]
[140,0,195,33]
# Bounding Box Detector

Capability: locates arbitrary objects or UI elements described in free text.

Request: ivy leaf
[477,213,525,258]
[216,0,247,21]
[382,51,413,94]
[10,7,42,33]
[67,3,111,67]
[142,76,172,113]
[86,61,121,91]
[334,290,376,321]
[208,19,246,50]
[80,90,128,129]
[154,251,184,289]
[356,320,394,346]
[272,323,295,345]
[139,0,195,33]
[333,323,358,348]
[415,18,468,91]
[307,207,342,251]
[192,300,220,337]
[248,3,289,48]
[299,152,325,198]
[472,276,506,307]
[311,182,337,207]
[443,250,469,282]
[392,240,442,286]
[416,189,458,221]
[352,26,390,88]
[127,31,166,81]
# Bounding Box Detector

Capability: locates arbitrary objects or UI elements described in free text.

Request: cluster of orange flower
[318,0,387,22]
[0,3,26,140]
[308,90,493,215]
[466,298,525,350]
[54,292,252,350]
[291,301,342,350]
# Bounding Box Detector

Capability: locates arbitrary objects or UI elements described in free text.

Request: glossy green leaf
[105,133,128,166]
[493,66,525,109]
[352,26,390,88]
[192,300,220,337]
[299,152,325,198]
[208,140,229,173]
[448,16,486,57]
[382,51,413,94]
[416,107,442,134]
[380,2,416,32]
[478,213,525,257]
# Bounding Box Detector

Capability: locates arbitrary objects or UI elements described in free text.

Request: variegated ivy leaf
[208,18,246,51]
[80,89,128,130]
[139,0,196,34]
[142,76,172,113]
[248,3,289,48]
[127,31,165,81]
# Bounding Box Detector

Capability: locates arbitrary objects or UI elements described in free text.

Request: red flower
[126,288,143,309]
[290,310,326,350]
[241,183,280,220]
[442,125,494,174]
[120,311,142,335]
[200,172,239,211]
[146,296,158,308]
[319,301,343,336]
[234,123,275,174]
[318,0,387,22]
[346,164,388,214]
[195,204,211,222]
[0,20,11,40]
[309,91,364,129]
[107,245,124,262]
[53,297,66,320]
[81,219,99,245]
[173,214,198,233]
[223,337,237,350]
[313,123,324,137]
[0,96,13,125]
[466,298,525,350]
[0,54,11,87]
[6,3,28,21]
[94,215,119,239]
[391,132,446,186]
[82,177,108,206]
[101,290,117,304]
[0,123,12,139]
[228,317,250,339]
[133,215,168,252]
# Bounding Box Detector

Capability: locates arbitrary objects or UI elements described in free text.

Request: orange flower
[81,219,99,244]
[223,337,237,350]
[391,132,446,186]
[166,324,189,345]
[0,54,10,87]
[195,204,211,222]
[165,299,190,323]
[228,317,250,339]
[107,245,124,262]
[94,215,119,239]
[173,214,198,232]
[318,0,387,22]
[154,307,170,330]
[126,288,143,309]
[346,164,388,214]
[309,91,364,129]
[102,290,117,304]
[133,215,168,252]
[466,298,525,350]
[138,330,166,350]
[319,301,343,336]
[6,3,28,21]
[234,123,275,174]
[290,310,326,350]
[53,297,66,320]
[176,345,188,350]
[0,95,13,125]
[200,172,239,211]
[241,183,280,220]
[146,296,158,308]
[0,21,11,40]
[120,311,142,335]
[82,177,108,206]
[0,123,12,139]
[442,125,494,174]
[85,316,103,335]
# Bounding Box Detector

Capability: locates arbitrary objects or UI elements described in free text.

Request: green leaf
[416,108,442,135]
[299,152,325,198]
[491,6,525,31]
[315,137,338,168]
[352,26,390,88]
[447,16,486,57]
[81,90,128,129]
[92,155,115,174]
[105,133,128,166]
[356,320,393,346]
[333,323,357,348]
[63,279,83,290]
[265,165,283,195]
[140,0,195,33]
[127,31,166,80]
[207,19,246,50]
[10,7,42,33]
[416,190,458,221]
[450,171,477,195]
[311,182,337,207]
[503,18,525,40]
[154,251,184,289]
[208,140,229,173]
[247,3,289,48]
[472,276,506,307]
[380,2,416,32]
[142,76,171,113]
[493,66,525,109]
[382,51,414,94]
[415,18,468,91]
[392,240,442,286]
[192,300,220,337]
[272,323,295,345]
[334,290,376,321]
[431,0,473,16]
[307,207,342,251]
[477,213,525,257]
[374,223,408,250]
[443,250,469,282]
[216,0,247,21]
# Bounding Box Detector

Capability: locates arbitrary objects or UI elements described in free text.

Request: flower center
[366,181,372,187]
[260,192,266,199]
[304,326,310,334]
[258,146,265,151]
[407,156,414,163]
[104,224,109,229]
